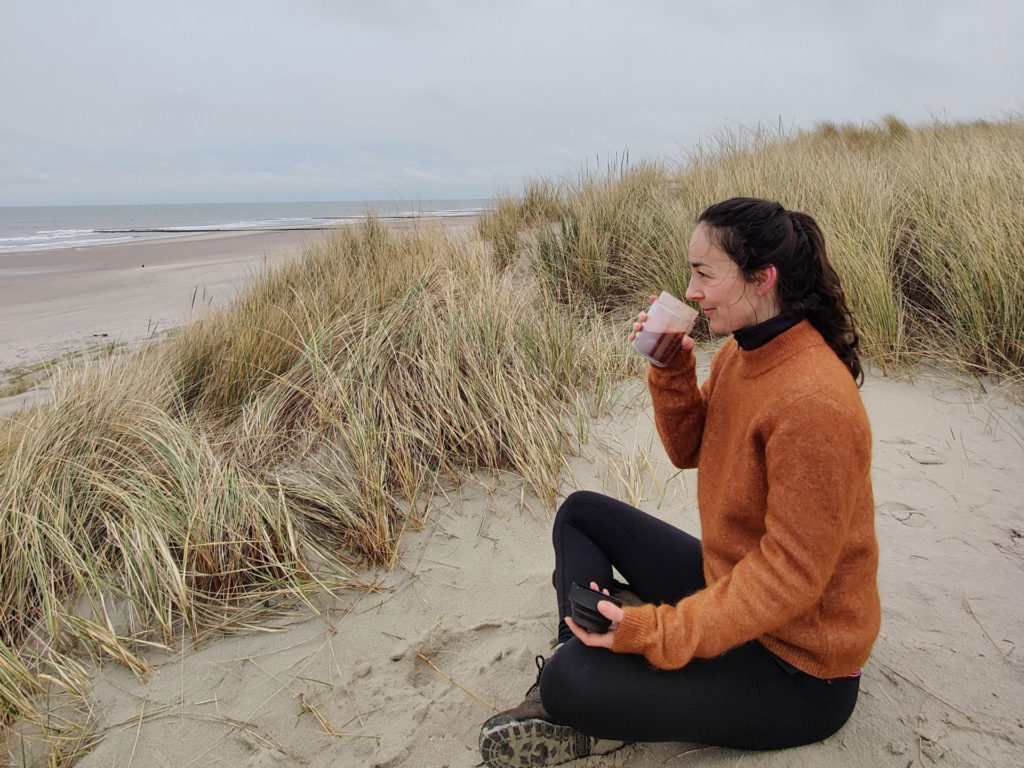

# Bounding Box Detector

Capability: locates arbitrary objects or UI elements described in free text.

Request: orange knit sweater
[612,320,880,679]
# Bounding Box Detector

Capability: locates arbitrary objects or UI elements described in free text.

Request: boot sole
[479,716,623,768]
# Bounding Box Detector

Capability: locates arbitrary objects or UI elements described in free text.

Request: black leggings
[543,490,859,750]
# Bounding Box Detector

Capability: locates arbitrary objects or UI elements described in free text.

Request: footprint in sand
[878,500,929,527]
[898,445,946,465]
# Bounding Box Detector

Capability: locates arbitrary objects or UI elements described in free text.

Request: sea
[0,199,492,256]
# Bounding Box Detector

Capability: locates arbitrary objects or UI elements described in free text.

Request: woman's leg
[546,491,859,748]
[552,491,704,642]
[540,639,859,750]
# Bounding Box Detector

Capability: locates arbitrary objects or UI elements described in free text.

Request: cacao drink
[631,291,697,367]
[632,328,687,365]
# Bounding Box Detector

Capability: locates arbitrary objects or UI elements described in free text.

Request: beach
[0,230,319,364]
[3,228,1024,767]
[0,215,476,415]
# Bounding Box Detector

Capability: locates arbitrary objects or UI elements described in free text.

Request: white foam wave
[0,234,139,254]
[0,229,95,244]
[0,201,492,255]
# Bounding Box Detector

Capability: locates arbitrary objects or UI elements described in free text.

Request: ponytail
[698,198,863,385]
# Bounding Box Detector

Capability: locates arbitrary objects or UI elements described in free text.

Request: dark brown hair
[698,197,863,385]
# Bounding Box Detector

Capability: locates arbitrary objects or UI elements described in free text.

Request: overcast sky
[2,0,1022,206]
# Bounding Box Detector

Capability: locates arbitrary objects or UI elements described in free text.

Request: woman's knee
[538,647,589,724]
[539,644,647,739]
[553,490,589,544]
[555,490,594,520]
[554,490,613,531]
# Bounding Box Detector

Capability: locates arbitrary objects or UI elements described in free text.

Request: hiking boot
[479,655,625,768]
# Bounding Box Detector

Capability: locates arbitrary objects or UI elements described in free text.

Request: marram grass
[2,117,1023,759]
[0,221,632,754]
[491,116,1024,376]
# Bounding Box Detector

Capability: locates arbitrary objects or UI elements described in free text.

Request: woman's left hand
[565,582,625,650]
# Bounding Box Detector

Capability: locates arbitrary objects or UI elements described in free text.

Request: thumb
[597,599,624,624]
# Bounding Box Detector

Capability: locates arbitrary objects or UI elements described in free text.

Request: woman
[479,197,880,767]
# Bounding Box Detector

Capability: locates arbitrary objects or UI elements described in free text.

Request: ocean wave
[0,200,491,255]
[0,233,139,254]
[0,228,96,244]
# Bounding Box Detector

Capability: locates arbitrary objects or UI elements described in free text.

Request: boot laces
[526,654,546,696]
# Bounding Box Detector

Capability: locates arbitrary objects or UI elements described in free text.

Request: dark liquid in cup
[633,329,685,365]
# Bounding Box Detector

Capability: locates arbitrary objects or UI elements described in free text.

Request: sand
[2,231,1023,767]
[0,231,319,365]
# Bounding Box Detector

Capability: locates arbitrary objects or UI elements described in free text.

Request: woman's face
[684,223,776,335]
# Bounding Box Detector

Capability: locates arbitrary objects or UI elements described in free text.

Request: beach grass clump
[0,220,633,743]
[532,161,693,313]
[0,353,321,684]
[228,233,633,563]
[888,122,1024,374]
[477,177,565,269]
[166,216,432,420]
[513,116,1024,379]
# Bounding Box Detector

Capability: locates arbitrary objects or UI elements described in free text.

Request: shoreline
[0,200,491,256]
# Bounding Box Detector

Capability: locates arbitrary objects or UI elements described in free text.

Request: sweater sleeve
[647,350,709,469]
[612,391,872,669]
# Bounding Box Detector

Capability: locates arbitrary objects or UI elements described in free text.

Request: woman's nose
[685,279,700,302]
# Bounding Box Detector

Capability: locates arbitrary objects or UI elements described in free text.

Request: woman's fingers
[565,616,589,642]
[630,311,648,341]
[565,616,615,649]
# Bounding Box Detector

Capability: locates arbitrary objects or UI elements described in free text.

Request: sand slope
[3,233,1023,767]
[27,368,1019,768]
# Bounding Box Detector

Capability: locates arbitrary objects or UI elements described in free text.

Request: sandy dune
[2,232,1023,767]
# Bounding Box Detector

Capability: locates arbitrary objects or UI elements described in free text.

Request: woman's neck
[733,311,799,350]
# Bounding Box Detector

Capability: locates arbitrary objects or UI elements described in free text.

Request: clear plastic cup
[631,291,698,366]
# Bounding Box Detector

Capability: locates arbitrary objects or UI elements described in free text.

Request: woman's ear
[755,265,778,296]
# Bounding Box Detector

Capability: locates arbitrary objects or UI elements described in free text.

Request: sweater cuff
[611,605,654,655]
[647,348,696,386]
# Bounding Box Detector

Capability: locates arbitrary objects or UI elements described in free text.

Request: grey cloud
[1,0,1022,205]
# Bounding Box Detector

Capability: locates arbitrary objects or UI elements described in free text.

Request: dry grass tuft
[0,219,631,754]
[483,116,1024,377]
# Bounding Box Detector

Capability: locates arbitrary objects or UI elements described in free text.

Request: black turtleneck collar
[733,311,801,351]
